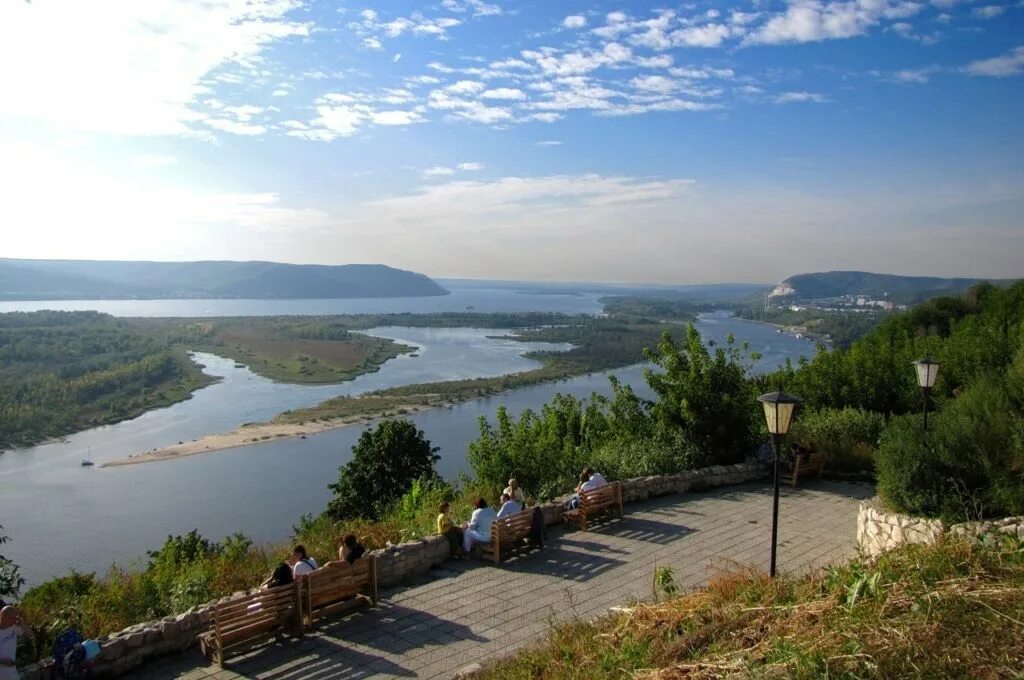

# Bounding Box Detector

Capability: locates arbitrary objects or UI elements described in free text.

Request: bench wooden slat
[781,451,827,487]
[478,508,542,564]
[564,481,624,531]
[201,581,303,669]
[301,556,378,626]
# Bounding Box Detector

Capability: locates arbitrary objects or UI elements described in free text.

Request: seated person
[260,561,294,590]
[462,498,498,554]
[582,467,608,487]
[437,501,465,557]
[289,545,318,577]
[503,478,525,506]
[496,492,522,518]
[564,469,608,510]
[339,534,366,564]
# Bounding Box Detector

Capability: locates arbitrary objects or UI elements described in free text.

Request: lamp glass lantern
[757,391,801,436]
[913,357,940,390]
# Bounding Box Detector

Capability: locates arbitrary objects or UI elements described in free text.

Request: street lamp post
[757,390,802,578]
[912,357,940,436]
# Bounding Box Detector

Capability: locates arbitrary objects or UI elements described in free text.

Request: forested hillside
[0,311,212,449]
[774,270,1010,303]
[0,258,448,300]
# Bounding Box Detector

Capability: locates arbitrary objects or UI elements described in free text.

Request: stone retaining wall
[19,462,765,679]
[857,499,1024,557]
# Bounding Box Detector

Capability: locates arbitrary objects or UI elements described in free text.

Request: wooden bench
[781,451,827,487]
[478,508,541,563]
[199,581,302,668]
[564,481,624,530]
[301,557,378,626]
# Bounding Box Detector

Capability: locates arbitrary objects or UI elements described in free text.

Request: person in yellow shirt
[437,501,465,558]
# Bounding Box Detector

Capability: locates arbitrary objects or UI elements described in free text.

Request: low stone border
[857,498,1024,557]
[19,462,765,679]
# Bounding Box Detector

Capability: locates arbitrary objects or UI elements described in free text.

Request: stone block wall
[857,498,1024,557]
[19,462,765,679]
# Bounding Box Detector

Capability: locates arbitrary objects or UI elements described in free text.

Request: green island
[0,311,215,450]
[735,304,889,348]
[5,281,1024,675]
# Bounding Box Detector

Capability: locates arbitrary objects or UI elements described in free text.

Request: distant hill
[769,271,1015,303]
[0,259,449,300]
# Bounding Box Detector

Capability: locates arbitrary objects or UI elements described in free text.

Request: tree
[644,325,759,465]
[0,524,25,599]
[327,420,440,521]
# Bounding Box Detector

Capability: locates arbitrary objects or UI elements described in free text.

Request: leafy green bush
[789,407,885,474]
[876,372,1024,522]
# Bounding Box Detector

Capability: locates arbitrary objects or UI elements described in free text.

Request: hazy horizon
[1,1,1021,284]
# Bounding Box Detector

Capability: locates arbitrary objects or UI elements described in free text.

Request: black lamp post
[912,357,940,436]
[757,390,802,577]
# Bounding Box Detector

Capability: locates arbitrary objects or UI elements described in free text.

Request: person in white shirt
[565,468,609,510]
[0,605,29,680]
[462,498,498,554]
[502,478,525,506]
[583,467,608,489]
[289,545,319,577]
[496,493,522,518]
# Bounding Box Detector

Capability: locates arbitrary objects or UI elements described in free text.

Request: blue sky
[0,0,1021,284]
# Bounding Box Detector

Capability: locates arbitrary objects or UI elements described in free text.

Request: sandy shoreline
[101,402,444,467]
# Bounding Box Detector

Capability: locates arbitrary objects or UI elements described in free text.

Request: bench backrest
[493,508,534,542]
[211,582,299,640]
[580,481,621,509]
[304,557,377,611]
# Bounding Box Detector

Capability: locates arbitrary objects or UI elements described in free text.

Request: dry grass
[479,536,1024,679]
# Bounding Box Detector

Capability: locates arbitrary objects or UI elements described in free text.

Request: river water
[0,290,816,585]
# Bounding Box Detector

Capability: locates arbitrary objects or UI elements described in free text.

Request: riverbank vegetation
[477,535,1024,679]
[274,316,677,427]
[735,305,887,347]
[0,311,214,449]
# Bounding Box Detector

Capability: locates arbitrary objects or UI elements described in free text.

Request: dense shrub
[327,420,440,521]
[789,407,885,474]
[876,372,1024,522]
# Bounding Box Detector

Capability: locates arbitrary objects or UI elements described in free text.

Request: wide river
[0,286,817,584]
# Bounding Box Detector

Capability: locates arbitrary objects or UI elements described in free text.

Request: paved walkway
[139,480,873,680]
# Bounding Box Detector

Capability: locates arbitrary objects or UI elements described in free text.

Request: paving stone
[135,480,871,679]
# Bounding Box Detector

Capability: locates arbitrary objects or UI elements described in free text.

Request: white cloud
[671,24,733,47]
[363,37,383,50]
[442,0,503,16]
[535,140,563,146]
[203,119,268,136]
[747,0,925,45]
[563,15,587,29]
[963,46,1024,77]
[445,80,487,95]
[774,91,831,103]
[422,161,484,178]
[887,67,938,83]
[481,87,527,100]
[0,0,308,136]
[972,5,1006,18]
[289,92,424,141]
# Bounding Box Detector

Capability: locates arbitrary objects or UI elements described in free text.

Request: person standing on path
[0,605,29,680]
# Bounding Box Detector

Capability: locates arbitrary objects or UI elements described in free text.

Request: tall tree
[644,325,759,465]
[327,420,440,521]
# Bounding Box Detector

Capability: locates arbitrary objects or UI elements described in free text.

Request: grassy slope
[479,537,1024,679]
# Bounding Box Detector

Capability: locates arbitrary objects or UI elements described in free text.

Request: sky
[0,0,1022,285]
